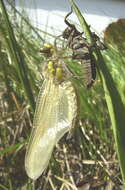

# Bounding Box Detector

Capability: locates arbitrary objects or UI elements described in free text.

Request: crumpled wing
[25,79,78,180]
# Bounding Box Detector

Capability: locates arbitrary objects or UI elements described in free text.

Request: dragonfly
[25,44,78,180]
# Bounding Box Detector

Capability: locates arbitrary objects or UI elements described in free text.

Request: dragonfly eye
[44,43,53,49]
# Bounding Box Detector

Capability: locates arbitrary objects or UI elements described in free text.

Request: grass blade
[0,0,35,111]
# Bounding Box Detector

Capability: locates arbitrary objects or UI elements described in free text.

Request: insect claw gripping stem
[64,8,73,27]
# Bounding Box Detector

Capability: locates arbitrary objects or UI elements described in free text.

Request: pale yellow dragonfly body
[25,45,78,180]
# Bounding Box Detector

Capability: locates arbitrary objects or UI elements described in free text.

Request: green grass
[0,0,125,189]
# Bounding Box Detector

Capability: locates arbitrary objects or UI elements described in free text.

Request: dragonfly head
[40,43,56,57]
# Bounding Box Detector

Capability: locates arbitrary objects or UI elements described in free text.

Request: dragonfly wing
[25,79,78,180]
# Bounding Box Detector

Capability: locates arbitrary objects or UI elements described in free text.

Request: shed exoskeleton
[62,10,106,88]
